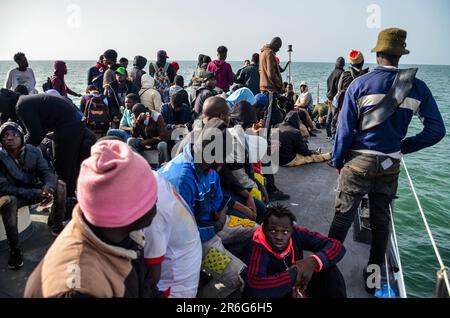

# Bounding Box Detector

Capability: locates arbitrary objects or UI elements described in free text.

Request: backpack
[42,77,53,92]
[84,96,110,134]
[153,62,171,92]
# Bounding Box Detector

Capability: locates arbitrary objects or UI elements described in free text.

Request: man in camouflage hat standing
[327,28,446,294]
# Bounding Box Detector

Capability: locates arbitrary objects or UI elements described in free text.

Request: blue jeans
[127,138,169,168]
[106,129,130,142]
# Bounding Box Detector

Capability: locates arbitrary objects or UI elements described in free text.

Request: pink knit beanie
[77,140,157,228]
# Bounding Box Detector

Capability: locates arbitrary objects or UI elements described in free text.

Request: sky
[0,0,449,65]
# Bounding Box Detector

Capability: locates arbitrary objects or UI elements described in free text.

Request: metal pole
[317,83,320,104]
[288,45,293,85]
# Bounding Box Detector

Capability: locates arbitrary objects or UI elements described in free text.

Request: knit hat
[77,140,157,228]
[349,50,364,66]
[371,27,410,56]
[115,67,127,76]
[0,122,24,147]
[336,57,345,68]
[254,93,269,109]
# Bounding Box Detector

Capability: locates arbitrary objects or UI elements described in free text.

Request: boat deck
[274,132,371,298]
[0,130,371,298]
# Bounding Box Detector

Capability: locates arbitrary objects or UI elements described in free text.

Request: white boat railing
[389,204,408,298]
[401,157,450,298]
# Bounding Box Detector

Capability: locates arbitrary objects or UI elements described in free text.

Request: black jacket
[87,66,105,93]
[236,64,260,95]
[326,66,345,101]
[160,102,193,130]
[192,87,216,119]
[279,111,312,166]
[104,80,138,118]
[15,94,83,146]
[130,56,148,90]
[0,144,57,202]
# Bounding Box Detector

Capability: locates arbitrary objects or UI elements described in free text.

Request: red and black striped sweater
[244,226,345,298]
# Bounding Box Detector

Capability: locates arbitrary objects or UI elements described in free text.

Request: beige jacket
[139,74,163,112]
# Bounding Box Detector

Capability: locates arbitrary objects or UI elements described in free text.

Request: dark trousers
[54,123,95,197]
[47,180,68,228]
[328,152,400,265]
[306,266,347,298]
[326,105,336,138]
[1,183,67,249]
[0,196,26,249]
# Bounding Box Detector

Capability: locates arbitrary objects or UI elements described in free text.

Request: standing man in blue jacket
[328,28,446,293]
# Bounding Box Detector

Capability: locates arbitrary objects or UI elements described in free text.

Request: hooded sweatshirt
[207,60,234,92]
[279,111,312,165]
[139,74,163,112]
[259,45,283,93]
[244,225,345,298]
[51,61,77,97]
[130,56,148,90]
[226,87,256,108]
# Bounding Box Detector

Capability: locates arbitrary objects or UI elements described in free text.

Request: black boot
[8,247,23,270]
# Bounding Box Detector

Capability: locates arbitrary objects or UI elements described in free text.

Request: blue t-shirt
[119,109,133,127]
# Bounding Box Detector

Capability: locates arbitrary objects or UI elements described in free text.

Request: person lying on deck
[279,111,331,167]
[244,204,347,298]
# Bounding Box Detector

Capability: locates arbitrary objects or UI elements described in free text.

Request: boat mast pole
[288,45,293,85]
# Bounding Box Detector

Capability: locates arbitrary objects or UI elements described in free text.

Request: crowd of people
[0,27,445,298]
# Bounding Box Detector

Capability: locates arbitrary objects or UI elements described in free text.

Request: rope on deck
[401,157,450,297]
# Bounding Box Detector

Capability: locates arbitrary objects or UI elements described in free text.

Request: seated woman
[279,111,331,167]
[244,204,347,298]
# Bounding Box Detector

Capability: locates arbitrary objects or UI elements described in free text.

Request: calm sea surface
[0,60,448,298]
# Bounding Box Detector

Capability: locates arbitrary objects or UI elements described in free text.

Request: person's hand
[234,201,257,221]
[245,195,257,214]
[39,189,54,206]
[213,207,228,232]
[292,257,318,291]
[252,122,264,134]
[137,113,147,124]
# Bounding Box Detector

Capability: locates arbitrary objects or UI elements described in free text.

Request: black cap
[201,72,215,81]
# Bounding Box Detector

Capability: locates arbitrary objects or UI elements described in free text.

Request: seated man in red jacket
[244,204,347,298]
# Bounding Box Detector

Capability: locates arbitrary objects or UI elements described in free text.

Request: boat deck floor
[275,132,371,298]
[0,129,371,298]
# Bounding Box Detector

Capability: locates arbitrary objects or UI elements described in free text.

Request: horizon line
[0,60,449,67]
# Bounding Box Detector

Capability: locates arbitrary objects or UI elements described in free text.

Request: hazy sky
[1,0,449,65]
